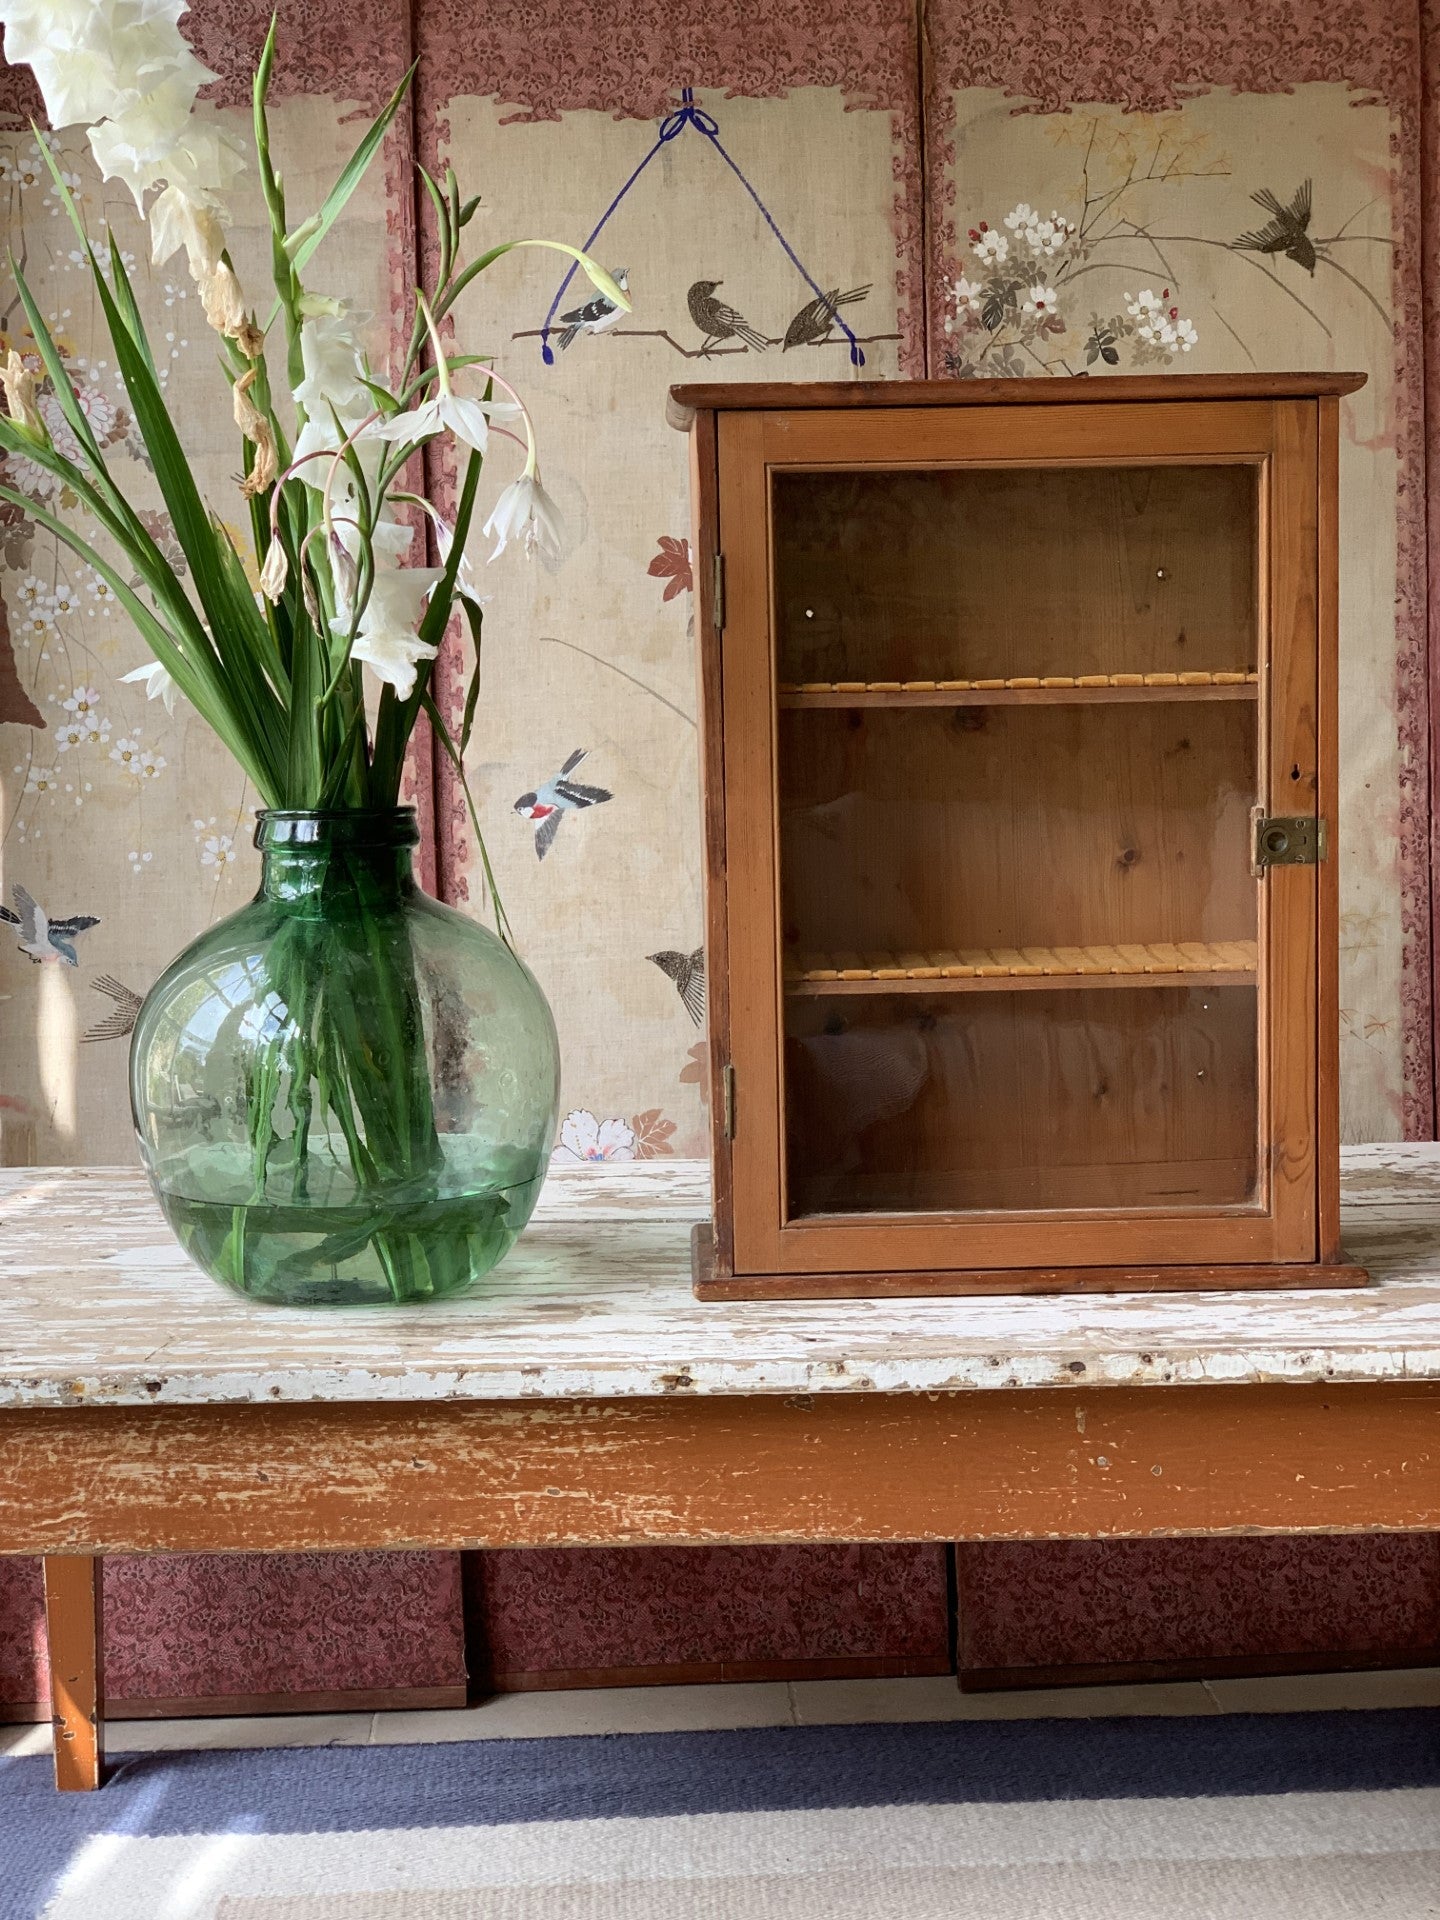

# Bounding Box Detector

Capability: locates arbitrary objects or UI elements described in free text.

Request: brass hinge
[712,553,725,632]
[721,1062,736,1140]
[1252,809,1327,870]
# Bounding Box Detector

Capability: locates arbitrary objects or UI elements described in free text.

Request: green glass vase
[130,808,560,1305]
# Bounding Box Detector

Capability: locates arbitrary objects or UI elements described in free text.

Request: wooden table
[4,1144,1440,1790]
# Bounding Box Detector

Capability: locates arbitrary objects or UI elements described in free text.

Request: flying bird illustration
[648,946,705,1027]
[0,884,100,966]
[514,749,613,860]
[687,280,767,355]
[554,268,630,350]
[782,284,871,350]
[1232,180,1316,274]
[82,973,144,1043]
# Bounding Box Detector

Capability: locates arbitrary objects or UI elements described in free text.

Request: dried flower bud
[201,261,247,339]
[328,531,359,611]
[258,536,289,602]
[300,559,323,629]
[0,349,46,445]
[232,367,264,437]
[234,317,267,361]
[234,367,278,498]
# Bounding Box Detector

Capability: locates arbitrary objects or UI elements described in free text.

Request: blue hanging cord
[539,87,865,367]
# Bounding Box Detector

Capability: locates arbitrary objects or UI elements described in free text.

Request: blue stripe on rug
[3,1710,1439,1919]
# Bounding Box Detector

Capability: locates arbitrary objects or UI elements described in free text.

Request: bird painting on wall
[555,268,631,349]
[687,280,767,355]
[82,974,144,1043]
[783,284,871,350]
[1231,181,1316,274]
[514,749,613,860]
[0,884,99,966]
[648,946,706,1027]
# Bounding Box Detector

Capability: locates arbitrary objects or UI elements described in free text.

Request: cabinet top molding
[666,371,1368,431]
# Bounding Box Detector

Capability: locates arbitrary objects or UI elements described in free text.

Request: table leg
[42,1554,104,1791]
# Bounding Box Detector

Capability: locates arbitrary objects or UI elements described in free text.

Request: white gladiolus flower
[346,566,447,698]
[84,71,201,203]
[89,93,245,213]
[365,289,520,456]
[327,507,415,627]
[292,415,386,489]
[335,506,413,570]
[362,388,510,456]
[3,0,207,127]
[482,469,564,563]
[120,658,179,714]
[294,311,372,420]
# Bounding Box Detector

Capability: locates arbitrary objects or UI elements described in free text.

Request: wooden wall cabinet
[673,374,1368,1301]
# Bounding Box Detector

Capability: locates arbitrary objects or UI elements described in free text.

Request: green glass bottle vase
[130,808,560,1305]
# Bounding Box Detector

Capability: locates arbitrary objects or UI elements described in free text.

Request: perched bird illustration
[514,749,613,860]
[648,947,705,1027]
[782,284,870,350]
[0,884,100,966]
[82,973,144,1044]
[1232,181,1316,274]
[687,280,767,355]
[554,268,630,350]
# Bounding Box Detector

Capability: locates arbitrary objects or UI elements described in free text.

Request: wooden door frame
[716,398,1323,1282]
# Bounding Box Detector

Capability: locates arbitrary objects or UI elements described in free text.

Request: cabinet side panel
[1317,397,1343,1259]
[1267,399,1321,1259]
[689,413,734,1264]
[720,413,787,1273]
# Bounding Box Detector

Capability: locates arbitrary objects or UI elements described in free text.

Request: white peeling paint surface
[2,1146,1439,1408]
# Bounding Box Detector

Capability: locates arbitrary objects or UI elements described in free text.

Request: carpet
[4,1710,1440,1919]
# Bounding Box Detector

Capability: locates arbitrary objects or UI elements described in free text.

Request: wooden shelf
[778,673,1259,710]
[785,941,1259,995]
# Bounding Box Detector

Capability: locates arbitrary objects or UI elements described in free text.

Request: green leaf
[417,163,453,287]
[421,688,512,944]
[8,258,107,470]
[457,593,484,753]
[84,260,289,791]
[103,230,160,383]
[286,586,322,806]
[290,60,419,275]
[30,125,89,252]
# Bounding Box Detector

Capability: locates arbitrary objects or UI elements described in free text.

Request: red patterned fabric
[959,1536,1440,1674]
[0,1558,44,1706]
[0,1554,465,1708]
[472,1545,949,1678]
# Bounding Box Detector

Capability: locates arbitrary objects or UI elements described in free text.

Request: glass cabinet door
[718,403,1319,1275]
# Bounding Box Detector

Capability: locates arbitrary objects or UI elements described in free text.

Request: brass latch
[1252,811,1327,870]
[712,553,725,632]
[722,1062,736,1140]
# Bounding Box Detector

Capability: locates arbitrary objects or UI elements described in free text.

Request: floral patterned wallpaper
[2,2,1425,1162]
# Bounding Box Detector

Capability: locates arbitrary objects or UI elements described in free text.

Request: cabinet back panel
[784,986,1259,1217]
[773,465,1258,687]
[778,704,1258,959]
